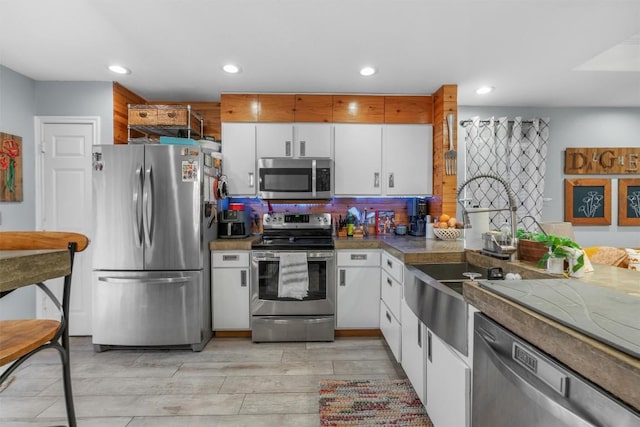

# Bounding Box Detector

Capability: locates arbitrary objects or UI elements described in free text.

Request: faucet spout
[456,174,519,259]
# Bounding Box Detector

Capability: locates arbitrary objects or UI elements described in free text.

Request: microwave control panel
[317,167,331,191]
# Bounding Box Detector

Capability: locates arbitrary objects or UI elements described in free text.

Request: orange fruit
[439,214,450,222]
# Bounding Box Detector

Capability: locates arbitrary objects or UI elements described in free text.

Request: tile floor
[0,335,406,426]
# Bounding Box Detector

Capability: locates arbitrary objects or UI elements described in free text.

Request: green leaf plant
[517,229,585,275]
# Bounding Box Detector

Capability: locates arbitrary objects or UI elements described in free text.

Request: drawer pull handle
[351,254,367,260]
[387,278,393,286]
[223,255,239,261]
[386,311,392,322]
[387,260,393,268]
[167,112,177,118]
[138,111,147,118]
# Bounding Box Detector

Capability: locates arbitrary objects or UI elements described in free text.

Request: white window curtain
[463,116,549,229]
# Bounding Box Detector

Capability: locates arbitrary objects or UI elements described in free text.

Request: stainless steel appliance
[473,313,640,427]
[251,212,335,342]
[218,209,251,238]
[92,143,220,351]
[407,198,428,236]
[257,158,333,199]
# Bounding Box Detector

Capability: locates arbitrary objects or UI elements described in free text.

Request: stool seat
[0,319,60,366]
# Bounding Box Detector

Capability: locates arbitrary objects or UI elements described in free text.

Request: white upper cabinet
[256,123,331,159]
[334,124,383,196]
[222,123,256,196]
[383,124,432,196]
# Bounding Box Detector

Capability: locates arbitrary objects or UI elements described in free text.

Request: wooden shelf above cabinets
[221,93,434,124]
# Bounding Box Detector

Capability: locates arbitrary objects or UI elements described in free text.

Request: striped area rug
[319,379,433,426]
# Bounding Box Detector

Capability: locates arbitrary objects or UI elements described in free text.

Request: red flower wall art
[0,132,23,202]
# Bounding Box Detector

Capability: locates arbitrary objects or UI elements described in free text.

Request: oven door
[251,250,335,316]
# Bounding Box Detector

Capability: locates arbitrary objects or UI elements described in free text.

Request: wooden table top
[0,249,70,293]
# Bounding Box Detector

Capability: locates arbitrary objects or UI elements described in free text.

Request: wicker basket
[433,228,462,240]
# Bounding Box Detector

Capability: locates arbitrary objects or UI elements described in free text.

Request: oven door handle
[476,332,597,427]
[252,252,334,261]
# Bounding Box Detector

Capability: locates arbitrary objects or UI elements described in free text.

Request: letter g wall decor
[565,147,639,174]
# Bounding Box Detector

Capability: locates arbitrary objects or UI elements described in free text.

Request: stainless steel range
[251,212,335,342]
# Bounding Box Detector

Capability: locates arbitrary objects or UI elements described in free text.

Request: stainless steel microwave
[257,158,333,199]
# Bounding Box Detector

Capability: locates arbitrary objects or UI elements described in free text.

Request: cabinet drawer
[381,271,402,320]
[156,108,188,126]
[128,108,157,126]
[380,300,401,362]
[212,251,249,268]
[382,252,403,283]
[337,250,380,267]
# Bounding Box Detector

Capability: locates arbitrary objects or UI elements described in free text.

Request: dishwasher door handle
[476,332,597,427]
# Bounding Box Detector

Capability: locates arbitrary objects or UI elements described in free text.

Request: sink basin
[412,262,488,284]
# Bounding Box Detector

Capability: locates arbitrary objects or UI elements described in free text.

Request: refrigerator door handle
[98,277,190,285]
[143,165,154,246]
[133,165,144,247]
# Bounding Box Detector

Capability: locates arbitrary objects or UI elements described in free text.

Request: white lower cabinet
[401,298,426,405]
[380,300,402,361]
[211,251,250,330]
[336,250,381,329]
[426,329,471,427]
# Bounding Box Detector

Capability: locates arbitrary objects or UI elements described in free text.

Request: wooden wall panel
[384,96,433,124]
[333,95,385,123]
[220,94,258,122]
[431,85,458,219]
[294,95,333,122]
[113,82,147,144]
[258,94,295,122]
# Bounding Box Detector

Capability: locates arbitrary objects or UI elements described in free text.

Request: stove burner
[253,212,334,250]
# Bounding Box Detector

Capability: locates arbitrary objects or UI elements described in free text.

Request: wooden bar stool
[0,231,89,427]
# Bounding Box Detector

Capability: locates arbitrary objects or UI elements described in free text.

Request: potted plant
[516,229,585,276]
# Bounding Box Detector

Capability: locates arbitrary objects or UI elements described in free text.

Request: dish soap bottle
[346,213,355,237]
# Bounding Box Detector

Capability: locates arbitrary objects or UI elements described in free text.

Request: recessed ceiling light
[108,65,131,75]
[476,86,494,95]
[360,66,376,77]
[223,64,241,74]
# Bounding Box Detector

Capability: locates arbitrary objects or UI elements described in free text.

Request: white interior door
[36,117,98,335]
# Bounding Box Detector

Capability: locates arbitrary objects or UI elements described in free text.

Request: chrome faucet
[456,174,518,259]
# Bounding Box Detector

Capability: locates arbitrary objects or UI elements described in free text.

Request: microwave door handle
[312,159,317,197]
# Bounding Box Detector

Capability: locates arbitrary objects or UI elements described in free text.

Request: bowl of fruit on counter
[433,214,463,240]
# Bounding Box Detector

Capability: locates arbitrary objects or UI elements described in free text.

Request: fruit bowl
[433,228,462,240]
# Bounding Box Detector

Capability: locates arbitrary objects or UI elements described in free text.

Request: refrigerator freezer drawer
[92,270,203,347]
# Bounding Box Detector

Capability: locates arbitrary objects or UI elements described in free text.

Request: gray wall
[458,106,640,248]
[0,65,113,319]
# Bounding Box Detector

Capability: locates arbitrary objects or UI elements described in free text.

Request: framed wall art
[618,178,640,226]
[564,178,611,225]
[0,132,23,202]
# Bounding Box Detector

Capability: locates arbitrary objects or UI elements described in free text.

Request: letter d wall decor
[564,147,639,175]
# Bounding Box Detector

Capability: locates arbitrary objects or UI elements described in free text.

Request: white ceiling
[1,0,639,107]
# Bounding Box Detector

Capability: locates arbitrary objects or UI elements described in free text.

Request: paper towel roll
[465,208,490,250]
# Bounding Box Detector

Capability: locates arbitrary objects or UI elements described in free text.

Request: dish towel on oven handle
[278,252,309,300]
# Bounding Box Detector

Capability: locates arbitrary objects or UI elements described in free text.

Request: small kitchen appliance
[218,209,251,238]
[251,212,335,342]
[257,158,333,199]
[407,198,428,236]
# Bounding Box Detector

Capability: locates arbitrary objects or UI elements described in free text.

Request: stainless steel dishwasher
[473,313,640,427]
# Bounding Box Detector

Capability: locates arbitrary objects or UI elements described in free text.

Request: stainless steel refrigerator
[91,143,220,351]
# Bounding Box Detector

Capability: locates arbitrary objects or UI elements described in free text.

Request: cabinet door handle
[240,270,247,287]
[339,269,346,286]
[285,140,292,157]
[418,321,422,348]
[248,172,254,188]
[386,311,392,323]
[427,330,432,362]
[299,140,306,157]
[387,259,393,268]
[388,173,394,188]
[386,277,393,287]
[374,172,380,188]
